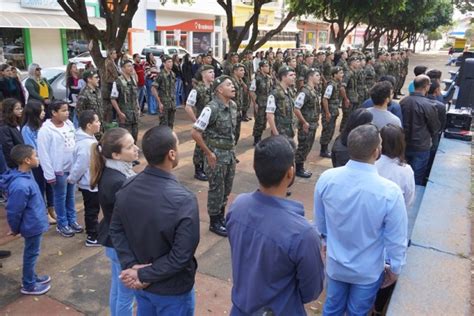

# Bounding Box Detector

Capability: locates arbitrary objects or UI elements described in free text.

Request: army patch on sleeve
[187,89,197,106]
[194,107,212,131]
[324,85,333,99]
[295,92,306,109]
[110,82,119,99]
[266,95,276,113]
[249,79,256,92]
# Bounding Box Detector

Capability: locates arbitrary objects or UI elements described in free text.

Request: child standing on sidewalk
[38,100,83,238]
[68,110,101,247]
[0,144,51,295]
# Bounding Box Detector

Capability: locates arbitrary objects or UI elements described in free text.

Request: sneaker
[56,225,75,238]
[85,236,101,247]
[21,282,51,295]
[35,275,51,284]
[70,222,84,233]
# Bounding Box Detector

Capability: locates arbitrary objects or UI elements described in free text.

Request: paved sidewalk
[0,52,453,315]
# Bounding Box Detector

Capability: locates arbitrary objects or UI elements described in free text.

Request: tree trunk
[374,38,380,55]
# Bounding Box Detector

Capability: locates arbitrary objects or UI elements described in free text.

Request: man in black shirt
[110,125,200,315]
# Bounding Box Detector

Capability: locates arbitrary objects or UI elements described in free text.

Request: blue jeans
[323,273,384,316]
[23,234,42,289]
[175,77,184,107]
[135,287,195,316]
[105,247,135,316]
[145,78,157,114]
[138,85,146,112]
[53,172,76,228]
[32,165,54,208]
[405,150,431,186]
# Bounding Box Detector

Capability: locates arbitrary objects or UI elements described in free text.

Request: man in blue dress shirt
[314,124,407,315]
[227,135,324,315]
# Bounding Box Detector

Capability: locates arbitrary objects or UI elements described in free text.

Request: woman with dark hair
[66,62,81,123]
[0,65,25,104]
[22,100,56,224]
[0,98,24,168]
[331,108,373,167]
[181,54,193,99]
[192,54,203,77]
[144,53,158,115]
[376,124,415,208]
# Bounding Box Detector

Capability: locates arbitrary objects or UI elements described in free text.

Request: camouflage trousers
[193,144,204,167]
[397,75,407,94]
[295,123,318,164]
[340,102,359,132]
[252,103,267,138]
[235,112,242,145]
[320,111,339,145]
[275,122,295,139]
[242,92,250,113]
[204,158,236,216]
[159,106,176,129]
[119,122,138,143]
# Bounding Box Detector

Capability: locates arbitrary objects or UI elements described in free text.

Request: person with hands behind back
[1,144,51,295]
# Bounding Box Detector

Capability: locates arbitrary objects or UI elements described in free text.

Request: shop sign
[20,0,63,10]
[157,19,214,32]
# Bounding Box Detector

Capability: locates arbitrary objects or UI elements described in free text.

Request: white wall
[30,28,63,67]
[130,0,149,55]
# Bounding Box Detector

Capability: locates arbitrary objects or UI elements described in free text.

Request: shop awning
[0,12,106,30]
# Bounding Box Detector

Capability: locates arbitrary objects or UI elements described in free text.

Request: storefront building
[0,0,105,69]
[138,0,226,58]
[297,19,330,50]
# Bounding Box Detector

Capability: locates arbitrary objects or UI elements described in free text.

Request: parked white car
[141,46,191,59]
[68,51,107,66]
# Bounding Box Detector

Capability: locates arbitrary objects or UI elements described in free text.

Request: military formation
[75,47,409,238]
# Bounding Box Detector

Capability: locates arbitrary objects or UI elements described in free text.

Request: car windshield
[41,69,64,84]
[75,52,91,58]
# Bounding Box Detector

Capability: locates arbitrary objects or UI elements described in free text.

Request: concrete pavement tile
[0,274,21,308]
[194,272,232,315]
[197,238,232,282]
[0,295,83,315]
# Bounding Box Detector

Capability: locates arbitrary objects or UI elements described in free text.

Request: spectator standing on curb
[315,124,407,315]
[90,128,139,316]
[0,98,24,169]
[111,126,200,315]
[24,64,53,114]
[1,145,51,295]
[133,54,146,114]
[144,53,158,115]
[227,135,324,315]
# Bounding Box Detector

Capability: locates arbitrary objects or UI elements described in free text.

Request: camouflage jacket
[253,73,273,106]
[356,68,368,104]
[323,79,341,113]
[323,61,332,80]
[231,76,244,111]
[364,64,376,92]
[189,81,212,115]
[374,61,387,81]
[76,85,104,123]
[222,60,234,76]
[345,69,359,103]
[194,96,237,162]
[272,60,283,75]
[111,75,139,124]
[152,70,176,106]
[297,64,310,82]
[267,83,295,136]
[295,84,320,127]
[243,59,253,85]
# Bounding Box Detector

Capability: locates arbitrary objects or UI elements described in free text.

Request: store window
[318,30,328,46]
[66,29,88,58]
[214,32,220,58]
[154,31,162,45]
[193,32,211,54]
[166,31,187,48]
[305,31,316,47]
[0,28,26,70]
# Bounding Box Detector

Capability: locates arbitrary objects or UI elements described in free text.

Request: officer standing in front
[320,66,344,158]
[191,76,237,237]
[110,60,139,142]
[152,55,176,128]
[294,68,321,178]
[184,64,215,181]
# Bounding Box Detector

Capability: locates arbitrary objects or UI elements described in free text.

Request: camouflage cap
[347,55,359,63]
[297,52,304,58]
[305,67,320,80]
[331,66,343,76]
[278,65,295,77]
[232,63,245,71]
[316,51,326,56]
[325,50,334,56]
[244,50,253,55]
[200,64,214,72]
[162,55,172,62]
[83,69,98,81]
[259,60,269,68]
[229,52,239,57]
[304,52,314,58]
[285,56,296,63]
[212,75,232,92]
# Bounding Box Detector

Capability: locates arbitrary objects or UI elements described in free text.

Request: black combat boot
[0,250,11,259]
[219,206,226,227]
[320,144,331,158]
[209,215,227,237]
[253,136,261,146]
[194,164,208,181]
[295,163,312,178]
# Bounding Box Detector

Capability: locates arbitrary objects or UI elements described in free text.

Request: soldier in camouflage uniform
[374,52,387,81]
[297,53,314,89]
[357,56,369,105]
[241,50,253,121]
[102,49,119,125]
[294,68,321,178]
[364,54,376,99]
[191,75,237,237]
[110,60,139,142]
[295,53,304,83]
[340,56,360,132]
[391,52,401,99]
[223,52,239,76]
[250,60,273,145]
[398,50,409,96]
[323,51,334,82]
[272,51,284,77]
[184,64,214,181]
[76,70,104,126]
[231,63,246,144]
[336,50,351,122]
[152,55,176,129]
[320,66,344,158]
[313,51,327,85]
[266,66,296,139]
[385,53,394,79]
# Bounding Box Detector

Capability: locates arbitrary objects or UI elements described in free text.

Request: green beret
[200,65,214,73]
[212,75,232,91]
[162,55,172,62]
[331,66,343,76]
[278,66,295,77]
[259,60,269,67]
[232,63,245,71]
[229,52,239,57]
[82,70,97,81]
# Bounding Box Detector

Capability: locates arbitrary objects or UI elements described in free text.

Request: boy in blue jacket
[0,144,51,295]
